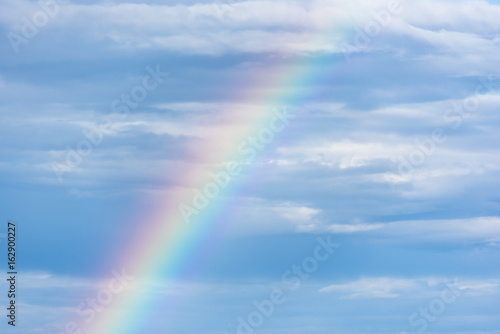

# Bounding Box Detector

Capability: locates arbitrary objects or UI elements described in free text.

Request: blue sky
[1,0,500,333]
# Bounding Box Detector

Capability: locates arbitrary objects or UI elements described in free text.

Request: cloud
[319,277,422,299]
[378,216,500,244]
[0,272,99,290]
[325,223,384,233]
[4,0,500,58]
[274,204,320,221]
[319,276,500,299]
[303,216,500,244]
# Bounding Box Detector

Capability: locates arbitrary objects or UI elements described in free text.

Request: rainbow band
[77,1,379,328]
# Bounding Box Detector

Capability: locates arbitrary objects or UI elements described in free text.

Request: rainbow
[73,2,376,332]
[82,61,304,334]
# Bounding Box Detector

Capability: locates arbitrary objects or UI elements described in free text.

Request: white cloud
[274,204,320,222]
[402,0,500,33]
[278,216,500,243]
[379,216,500,244]
[326,223,384,233]
[0,272,97,289]
[7,0,500,57]
[319,276,500,299]
[319,277,422,299]
[316,216,500,244]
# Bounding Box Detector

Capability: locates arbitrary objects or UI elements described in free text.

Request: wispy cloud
[319,277,421,299]
[319,276,500,299]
